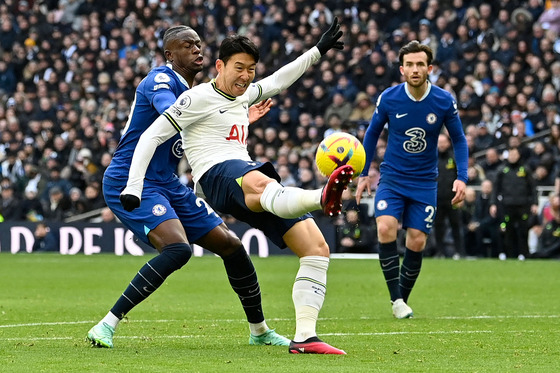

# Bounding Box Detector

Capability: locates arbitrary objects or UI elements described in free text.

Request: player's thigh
[241,170,277,211]
[402,198,437,234]
[103,182,181,248]
[374,183,405,220]
[283,218,330,258]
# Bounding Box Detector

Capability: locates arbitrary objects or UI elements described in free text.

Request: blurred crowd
[1,0,560,256]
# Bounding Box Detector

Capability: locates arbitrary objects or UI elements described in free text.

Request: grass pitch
[0,253,558,372]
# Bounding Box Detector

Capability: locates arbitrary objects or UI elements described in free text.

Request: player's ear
[164,50,172,63]
[216,59,224,73]
[399,65,404,75]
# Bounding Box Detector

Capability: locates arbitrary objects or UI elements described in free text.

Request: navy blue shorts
[374,178,437,234]
[103,176,223,248]
[198,160,311,249]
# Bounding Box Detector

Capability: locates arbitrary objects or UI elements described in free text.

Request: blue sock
[378,241,402,302]
[222,246,264,323]
[111,243,192,318]
[400,248,423,303]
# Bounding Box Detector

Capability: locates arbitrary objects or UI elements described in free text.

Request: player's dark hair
[218,35,260,64]
[398,40,434,66]
[163,25,193,50]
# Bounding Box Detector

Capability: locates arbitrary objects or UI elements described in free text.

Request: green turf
[1,253,558,372]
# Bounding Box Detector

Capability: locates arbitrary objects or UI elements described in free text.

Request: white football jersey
[124,47,321,198]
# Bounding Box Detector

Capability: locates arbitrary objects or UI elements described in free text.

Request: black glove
[316,17,344,56]
[120,194,140,212]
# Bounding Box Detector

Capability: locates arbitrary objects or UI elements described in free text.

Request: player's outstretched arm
[316,17,344,55]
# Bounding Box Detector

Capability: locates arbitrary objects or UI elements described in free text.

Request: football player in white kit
[122,18,350,354]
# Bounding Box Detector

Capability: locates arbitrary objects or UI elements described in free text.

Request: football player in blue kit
[87,26,287,348]
[356,41,468,319]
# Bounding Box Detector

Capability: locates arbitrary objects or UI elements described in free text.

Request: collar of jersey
[404,81,431,101]
[210,79,236,101]
[167,63,190,89]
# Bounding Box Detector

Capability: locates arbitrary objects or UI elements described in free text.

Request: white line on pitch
[1,314,558,329]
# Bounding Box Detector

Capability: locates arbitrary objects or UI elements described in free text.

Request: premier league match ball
[315,132,366,178]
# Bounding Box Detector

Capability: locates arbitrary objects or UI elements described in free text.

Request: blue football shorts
[374,178,437,234]
[198,159,311,249]
[103,176,223,248]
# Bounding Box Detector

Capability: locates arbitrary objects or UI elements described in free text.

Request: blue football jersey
[362,83,468,186]
[104,66,187,184]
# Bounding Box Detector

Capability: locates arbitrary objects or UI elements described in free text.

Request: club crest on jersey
[172,138,184,158]
[152,204,167,216]
[377,200,388,211]
[426,113,437,124]
[154,73,171,83]
[178,96,191,109]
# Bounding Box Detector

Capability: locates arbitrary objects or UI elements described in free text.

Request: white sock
[101,311,121,329]
[249,321,269,336]
[292,256,329,342]
[260,182,321,219]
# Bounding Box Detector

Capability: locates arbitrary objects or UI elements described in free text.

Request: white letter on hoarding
[114,227,125,256]
[60,227,82,255]
[241,228,269,257]
[192,243,203,257]
[124,230,145,256]
[10,226,34,254]
[83,227,103,255]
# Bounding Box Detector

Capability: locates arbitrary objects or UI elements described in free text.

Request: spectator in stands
[491,147,539,260]
[42,186,71,222]
[0,182,21,220]
[348,91,375,126]
[336,208,375,253]
[32,222,59,252]
[324,92,352,124]
[21,187,44,222]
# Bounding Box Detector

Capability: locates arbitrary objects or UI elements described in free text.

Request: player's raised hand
[120,194,141,212]
[316,17,344,56]
[355,175,372,205]
[248,98,273,124]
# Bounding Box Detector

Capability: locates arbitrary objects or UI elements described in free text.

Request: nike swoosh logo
[396,113,408,118]
[143,286,153,293]
[264,342,272,345]
[382,260,394,267]
[219,109,228,114]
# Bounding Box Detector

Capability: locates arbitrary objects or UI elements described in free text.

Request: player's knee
[217,232,243,257]
[198,225,242,257]
[377,223,397,241]
[161,242,192,269]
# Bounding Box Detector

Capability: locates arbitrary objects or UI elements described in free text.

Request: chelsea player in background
[356,41,468,319]
[87,26,288,349]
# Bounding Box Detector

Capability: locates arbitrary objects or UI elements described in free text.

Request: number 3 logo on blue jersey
[403,127,427,153]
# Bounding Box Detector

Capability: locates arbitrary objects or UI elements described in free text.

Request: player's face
[165,29,203,77]
[400,52,432,88]
[215,53,256,97]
